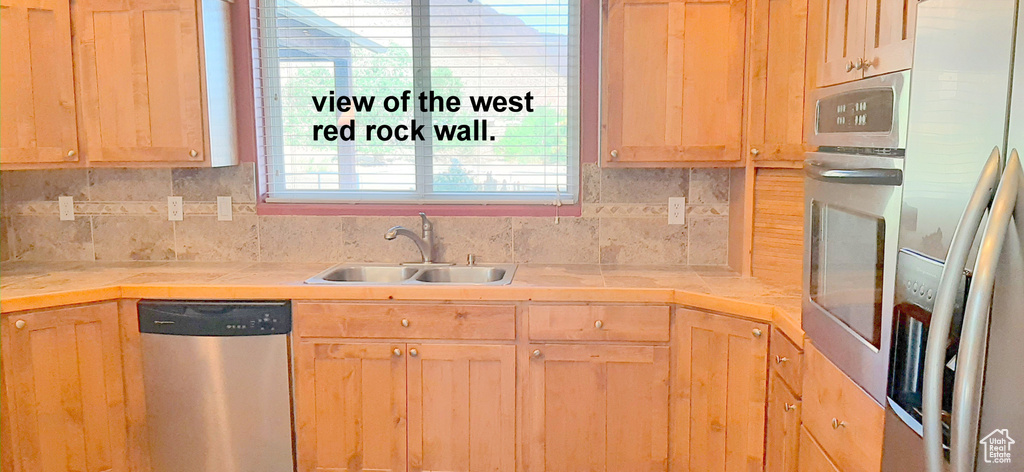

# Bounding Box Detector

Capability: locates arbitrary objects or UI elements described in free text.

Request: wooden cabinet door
[862,0,916,76]
[72,0,205,164]
[0,0,79,166]
[294,342,407,472]
[524,344,670,471]
[407,344,515,472]
[816,0,868,86]
[1,302,129,472]
[671,309,769,472]
[747,0,810,162]
[798,427,839,472]
[765,372,801,472]
[603,0,746,165]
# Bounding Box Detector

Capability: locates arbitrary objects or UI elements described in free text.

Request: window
[255,0,581,204]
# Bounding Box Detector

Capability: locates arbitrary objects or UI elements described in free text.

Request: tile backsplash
[0,164,729,266]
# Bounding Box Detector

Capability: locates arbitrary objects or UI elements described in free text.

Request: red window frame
[230,0,599,217]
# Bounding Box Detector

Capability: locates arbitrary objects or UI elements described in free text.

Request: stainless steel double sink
[305,263,517,285]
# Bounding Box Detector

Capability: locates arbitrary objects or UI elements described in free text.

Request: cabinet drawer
[528,304,670,342]
[766,372,801,472]
[771,331,803,395]
[802,342,884,472]
[295,303,516,340]
[799,426,840,472]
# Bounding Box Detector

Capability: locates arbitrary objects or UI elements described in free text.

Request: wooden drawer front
[766,372,801,472]
[802,342,884,472]
[771,331,803,395]
[295,303,516,340]
[799,426,840,472]
[528,305,670,342]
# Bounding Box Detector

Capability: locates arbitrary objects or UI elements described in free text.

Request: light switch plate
[668,197,686,225]
[168,196,184,221]
[58,196,75,221]
[217,196,232,221]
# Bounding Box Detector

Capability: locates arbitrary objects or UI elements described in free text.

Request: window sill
[256,199,582,217]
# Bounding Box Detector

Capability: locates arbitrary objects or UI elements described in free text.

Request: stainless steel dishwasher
[138,300,294,472]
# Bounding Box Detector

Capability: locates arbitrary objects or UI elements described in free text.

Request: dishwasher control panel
[138,300,292,336]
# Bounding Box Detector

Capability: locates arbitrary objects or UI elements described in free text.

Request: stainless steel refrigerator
[882,0,1024,471]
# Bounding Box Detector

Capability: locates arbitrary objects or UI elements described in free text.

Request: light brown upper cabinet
[602,0,747,166]
[0,0,80,167]
[73,0,206,165]
[747,0,812,162]
[0,0,237,169]
[815,0,917,87]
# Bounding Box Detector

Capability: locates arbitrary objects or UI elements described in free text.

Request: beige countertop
[0,262,804,345]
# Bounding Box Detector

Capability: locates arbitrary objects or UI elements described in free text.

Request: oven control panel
[817,88,895,134]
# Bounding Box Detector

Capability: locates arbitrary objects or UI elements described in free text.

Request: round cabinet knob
[409,348,418,357]
[858,57,871,70]
[831,418,847,429]
[532,349,542,358]
[15,320,26,329]
[401,319,410,327]
[846,61,856,72]
[750,148,760,156]
[189,149,199,158]
[752,328,763,337]
[784,403,797,412]
[66,150,76,158]
[393,348,402,357]
[610,149,619,159]
[594,320,604,329]
[775,356,789,364]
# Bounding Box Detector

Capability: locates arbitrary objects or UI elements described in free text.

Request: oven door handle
[951,150,1021,472]
[922,148,1002,472]
[804,161,904,186]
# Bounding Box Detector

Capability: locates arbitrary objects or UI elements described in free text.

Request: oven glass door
[802,150,903,402]
[808,202,886,348]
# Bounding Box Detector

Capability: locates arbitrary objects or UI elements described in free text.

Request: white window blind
[254,0,580,204]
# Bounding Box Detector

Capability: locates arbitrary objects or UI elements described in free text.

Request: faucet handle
[419,212,432,231]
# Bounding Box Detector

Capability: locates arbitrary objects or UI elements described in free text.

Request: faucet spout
[385,226,434,263]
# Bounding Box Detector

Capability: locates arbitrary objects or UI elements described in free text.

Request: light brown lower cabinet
[523,343,670,471]
[294,342,407,472]
[0,300,783,472]
[799,426,840,472]
[293,340,515,472]
[407,344,515,472]
[671,309,770,471]
[766,371,802,472]
[0,302,129,472]
[802,342,884,472]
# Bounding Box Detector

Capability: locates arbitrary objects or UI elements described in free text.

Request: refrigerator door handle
[922,148,1003,472]
[804,161,905,186]
[951,150,1022,472]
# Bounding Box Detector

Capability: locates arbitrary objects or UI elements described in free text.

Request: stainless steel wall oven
[803,71,910,403]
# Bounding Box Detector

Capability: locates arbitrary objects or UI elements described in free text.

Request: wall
[0,164,729,266]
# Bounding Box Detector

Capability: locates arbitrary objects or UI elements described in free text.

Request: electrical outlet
[168,196,184,221]
[668,197,686,225]
[58,196,75,221]
[217,196,232,221]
